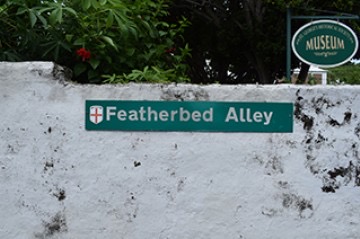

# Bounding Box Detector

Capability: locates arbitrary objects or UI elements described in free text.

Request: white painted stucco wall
[1,62,360,239]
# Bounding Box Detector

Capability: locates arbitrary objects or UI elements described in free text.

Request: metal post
[286,7,291,81]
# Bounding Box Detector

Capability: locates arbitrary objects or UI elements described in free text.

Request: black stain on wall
[44,160,54,171]
[301,115,314,131]
[44,212,67,236]
[355,123,360,139]
[294,91,314,131]
[321,161,360,193]
[53,189,66,201]
[296,91,360,193]
[34,212,67,238]
[327,112,352,127]
[281,193,313,218]
[344,112,352,123]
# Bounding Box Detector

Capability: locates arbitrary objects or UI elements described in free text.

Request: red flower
[76,48,91,61]
[165,47,176,54]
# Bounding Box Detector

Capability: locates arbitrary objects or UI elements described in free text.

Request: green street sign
[85,100,293,132]
[292,20,358,67]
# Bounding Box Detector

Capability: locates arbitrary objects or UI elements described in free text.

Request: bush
[0,0,190,83]
[327,63,360,85]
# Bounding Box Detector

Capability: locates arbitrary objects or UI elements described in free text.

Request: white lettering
[225,107,273,125]
[321,35,326,49]
[170,110,178,121]
[117,110,127,121]
[246,108,253,122]
[239,108,246,122]
[192,111,201,122]
[263,112,273,125]
[105,106,218,124]
[306,35,345,50]
[159,110,169,121]
[148,107,158,121]
[139,107,146,121]
[128,110,138,121]
[203,108,213,122]
[325,35,330,49]
[253,111,263,122]
[180,107,190,121]
[225,107,238,122]
[106,106,116,121]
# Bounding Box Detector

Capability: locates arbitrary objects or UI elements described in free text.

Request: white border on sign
[291,19,359,68]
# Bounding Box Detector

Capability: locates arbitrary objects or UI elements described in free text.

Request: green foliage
[327,64,360,85]
[169,0,360,84]
[0,0,190,83]
[103,43,191,83]
[104,66,179,83]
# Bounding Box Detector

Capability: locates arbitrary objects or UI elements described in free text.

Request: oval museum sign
[292,20,358,67]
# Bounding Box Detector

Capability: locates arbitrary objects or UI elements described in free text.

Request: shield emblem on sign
[89,106,103,124]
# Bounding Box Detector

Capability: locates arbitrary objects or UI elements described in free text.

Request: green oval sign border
[292,20,359,68]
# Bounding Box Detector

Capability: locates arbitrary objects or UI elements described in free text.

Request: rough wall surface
[1,62,360,239]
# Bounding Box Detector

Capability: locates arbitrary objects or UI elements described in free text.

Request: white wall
[1,62,360,239]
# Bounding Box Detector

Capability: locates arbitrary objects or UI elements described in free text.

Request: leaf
[88,69,98,80]
[159,30,167,37]
[74,63,87,76]
[99,0,107,6]
[29,10,37,28]
[113,14,127,36]
[82,0,91,10]
[56,8,63,24]
[151,66,161,73]
[41,43,57,58]
[128,26,138,40]
[102,74,116,83]
[100,36,118,50]
[37,14,47,27]
[126,48,136,57]
[54,44,60,61]
[49,8,62,24]
[59,41,72,52]
[16,7,27,15]
[64,7,77,16]
[37,7,54,15]
[89,58,100,70]
[142,21,152,33]
[105,56,112,64]
[73,38,85,46]
[106,11,114,28]
[65,34,74,43]
[90,0,100,9]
